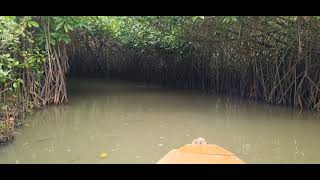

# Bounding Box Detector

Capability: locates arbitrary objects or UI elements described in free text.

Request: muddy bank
[0,103,32,144]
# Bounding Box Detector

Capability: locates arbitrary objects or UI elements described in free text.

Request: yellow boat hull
[157,144,245,164]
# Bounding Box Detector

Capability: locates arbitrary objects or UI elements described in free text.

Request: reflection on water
[1,78,320,163]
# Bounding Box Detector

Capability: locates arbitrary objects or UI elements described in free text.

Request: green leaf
[56,22,64,31]
[13,79,23,89]
[50,39,56,46]
[56,16,64,22]
[66,24,73,31]
[62,37,71,44]
[0,70,11,77]
[29,21,39,27]
[64,24,69,32]
[50,32,58,38]
[13,81,19,89]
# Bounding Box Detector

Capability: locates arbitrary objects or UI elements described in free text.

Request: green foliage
[0,54,20,90]
[222,16,237,23]
[84,16,198,52]
[0,16,47,93]
[2,16,320,106]
[1,16,318,89]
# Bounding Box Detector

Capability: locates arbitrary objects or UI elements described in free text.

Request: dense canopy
[1,16,320,143]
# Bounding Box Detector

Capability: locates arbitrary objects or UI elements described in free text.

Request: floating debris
[158,144,164,147]
[68,157,80,163]
[67,149,72,152]
[14,131,21,135]
[159,137,164,139]
[100,152,108,159]
[25,124,31,127]
[36,137,54,142]
[22,142,29,147]
[15,122,23,127]
[44,146,53,152]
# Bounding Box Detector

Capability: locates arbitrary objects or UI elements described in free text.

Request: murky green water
[1,78,320,164]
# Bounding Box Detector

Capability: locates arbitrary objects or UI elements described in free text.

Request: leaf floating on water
[36,137,54,142]
[25,124,31,127]
[69,157,80,163]
[22,142,29,147]
[100,152,108,159]
[15,122,23,127]
[14,131,21,135]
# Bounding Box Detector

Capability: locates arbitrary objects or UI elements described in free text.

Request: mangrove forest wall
[1,16,320,144]
[69,16,320,110]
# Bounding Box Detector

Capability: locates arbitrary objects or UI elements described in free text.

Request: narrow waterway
[1,78,320,163]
